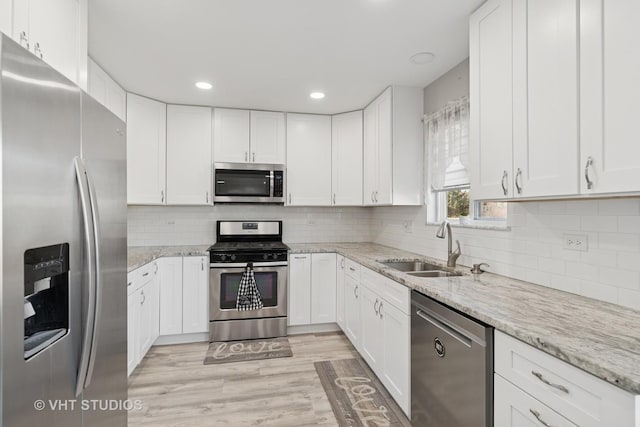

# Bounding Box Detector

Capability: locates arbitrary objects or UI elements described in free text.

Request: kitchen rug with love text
[314,358,411,427]
[203,337,292,364]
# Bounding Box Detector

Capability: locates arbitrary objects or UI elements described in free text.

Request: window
[425,96,506,226]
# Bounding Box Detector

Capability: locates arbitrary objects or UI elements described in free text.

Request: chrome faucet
[436,221,461,268]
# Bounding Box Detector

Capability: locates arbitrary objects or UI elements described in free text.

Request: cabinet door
[213,108,250,163]
[375,88,393,205]
[286,114,332,206]
[336,255,345,329]
[580,0,640,194]
[250,111,285,164]
[363,102,378,206]
[1,0,12,38]
[344,274,361,350]
[166,105,213,205]
[288,254,311,326]
[87,58,126,121]
[126,93,167,204]
[310,253,337,324]
[29,0,80,84]
[158,257,183,336]
[494,375,578,427]
[332,111,363,205]
[127,288,140,376]
[381,300,410,415]
[470,0,514,200]
[512,0,579,198]
[359,284,383,373]
[182,256,209,333]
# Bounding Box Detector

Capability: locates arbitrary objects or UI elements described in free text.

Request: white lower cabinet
[182,256,209,333]
[127,261,160,376]
[379,300,410,412]
[158,257,183,335]
[336,255,345,329]
[359,284,384,371]
[288,253,337,326]
[343,273,361,350]
[494,331,636,427]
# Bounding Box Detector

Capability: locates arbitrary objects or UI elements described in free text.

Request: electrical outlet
[403,221,413,234]
[563,233,588,251]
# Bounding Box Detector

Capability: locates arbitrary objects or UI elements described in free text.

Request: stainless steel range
[208,220,289,342]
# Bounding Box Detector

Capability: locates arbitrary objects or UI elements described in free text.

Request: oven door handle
[209,262,289,268]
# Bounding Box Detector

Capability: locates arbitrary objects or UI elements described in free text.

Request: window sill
[427,221,511,232]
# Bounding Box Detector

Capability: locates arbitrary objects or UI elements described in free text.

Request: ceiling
[89,0,483,114]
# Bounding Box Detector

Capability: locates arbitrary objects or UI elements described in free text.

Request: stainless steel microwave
[213,163,285,204]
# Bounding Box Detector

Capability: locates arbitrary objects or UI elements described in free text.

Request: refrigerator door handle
[83,160,103,389]
[73,157,97,397]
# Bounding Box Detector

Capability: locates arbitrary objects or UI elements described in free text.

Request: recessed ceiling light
[410,52,436,65]
[310,92,325,99]
[195,81,213,90]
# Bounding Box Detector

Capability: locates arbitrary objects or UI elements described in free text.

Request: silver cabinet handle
[501,170,508,196]
[201,258,204,271]
[370,192,374,203]
[349,266,356,272]
[245,152,248,162]
[354,285,359,299]
[531,371,569,393]
[585,156,594,190]
[154,263,158,274]
[374,299,379,315]
[33,42,43,59]
[333,193,336,205]
[127,281,132,287]
[378,301,383,319]
[252,152,255,162]
[293,255,307,259]
[142,272,150,277]
[340,258,345,269]
[529,409,553,427]
[288,193,291,204]
[140,290,146,305]
[374,191,378,203]
[515,168,523,195]
[161,190,165,203]
[206,191,209,203]
[19,31,30,49]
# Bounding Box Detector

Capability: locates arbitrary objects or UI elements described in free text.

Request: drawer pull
[349,267,356,272]
[142,272,150,277]
[531,371,570,394]
[529,409,553,427]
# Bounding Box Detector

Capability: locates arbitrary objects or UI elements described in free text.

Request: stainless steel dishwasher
[411,290,493,427]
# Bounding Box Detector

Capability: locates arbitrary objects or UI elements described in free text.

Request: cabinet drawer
[129,262,155,293]
[344,258,361,280]
[495,331,635,427]
[495,374,577,427]
[361,267,409,315]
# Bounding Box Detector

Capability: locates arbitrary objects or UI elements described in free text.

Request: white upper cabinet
[470,0,514,200]
[126,93,167,205]
[166,105,213,205]
[213,108,250,163]
[512,0,579,198]
[580,0,640,194]
[12,0,87,87]
[363,86,423,206]
[0,0,12,36]
[250,111,286,164]
[332,111,363,206]
[87,58,126,121]
[286,113,332,206]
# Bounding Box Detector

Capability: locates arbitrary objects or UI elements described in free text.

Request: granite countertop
[289,242,640,395]
[128,245,210,272]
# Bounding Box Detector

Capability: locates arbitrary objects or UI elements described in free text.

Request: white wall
[128,205,372,246]
[371,199,640,311]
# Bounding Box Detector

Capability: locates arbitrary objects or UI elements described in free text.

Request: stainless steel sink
[407,271,462,278]
[379,261,444,272]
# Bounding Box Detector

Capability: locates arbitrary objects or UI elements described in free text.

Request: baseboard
[287,323,341,335]
[153,332,209,346]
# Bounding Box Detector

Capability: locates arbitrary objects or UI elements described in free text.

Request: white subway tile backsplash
[579,280,619,304]
[617,288,640,311]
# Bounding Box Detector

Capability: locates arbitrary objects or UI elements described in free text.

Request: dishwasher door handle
[416,309,473,348]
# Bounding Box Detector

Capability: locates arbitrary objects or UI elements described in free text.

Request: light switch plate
[563,233,588,251]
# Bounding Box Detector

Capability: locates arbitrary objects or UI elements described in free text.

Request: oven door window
[219,271,278,309]
[215,169,271,197]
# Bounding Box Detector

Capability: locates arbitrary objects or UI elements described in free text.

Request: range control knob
[263,253,269,260]
[230,254,236,261]
[220,254,227,261]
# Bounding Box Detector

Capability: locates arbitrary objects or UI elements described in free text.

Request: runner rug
[203,337,292,365]
[314,358,411,427]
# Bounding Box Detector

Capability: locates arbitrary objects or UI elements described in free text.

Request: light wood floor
[127,332,360,426]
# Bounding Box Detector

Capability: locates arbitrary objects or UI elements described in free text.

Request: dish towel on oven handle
[236,262,264,311]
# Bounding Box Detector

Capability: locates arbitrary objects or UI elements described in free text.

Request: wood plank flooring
[128,332,360,426]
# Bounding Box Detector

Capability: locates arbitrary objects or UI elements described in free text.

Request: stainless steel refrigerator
[0,34,127,426]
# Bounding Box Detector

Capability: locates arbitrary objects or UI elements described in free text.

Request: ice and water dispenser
[23,243,69,359]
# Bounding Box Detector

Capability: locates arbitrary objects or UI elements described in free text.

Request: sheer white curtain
[425,96,470,192]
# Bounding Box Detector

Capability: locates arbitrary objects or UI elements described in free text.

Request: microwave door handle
[269,170,274,198]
